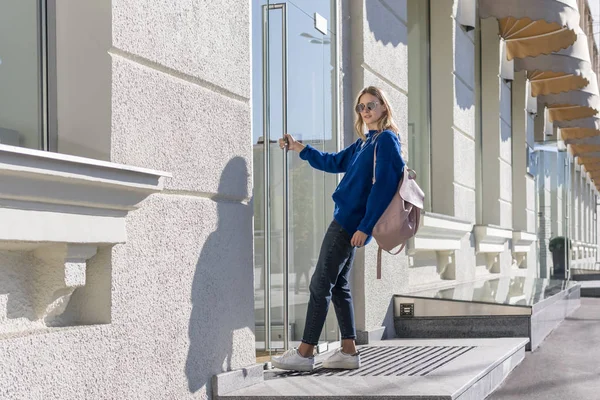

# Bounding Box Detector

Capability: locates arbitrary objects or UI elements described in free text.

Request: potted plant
[549,236,571,279]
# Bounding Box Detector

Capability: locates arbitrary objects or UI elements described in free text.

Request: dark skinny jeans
[301,220,357,345]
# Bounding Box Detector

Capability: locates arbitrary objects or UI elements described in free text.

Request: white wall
[0,1,255,398]
[511,72,537,275]
[430,0,476,223]
[55,0,112,161]
[348,0,410,340]
[537,150,554,278]
[478,17,512,274]
[481,17,512,230]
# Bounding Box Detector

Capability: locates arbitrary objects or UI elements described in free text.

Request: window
[0,1,49,150]
[0,1,111,160]
[475,15,483,223]
[407,0,432,210]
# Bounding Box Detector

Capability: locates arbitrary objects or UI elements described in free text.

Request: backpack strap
[372,144,377,185]
[377,247,383,279]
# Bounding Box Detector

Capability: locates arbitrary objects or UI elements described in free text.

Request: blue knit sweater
[299,129,405,245]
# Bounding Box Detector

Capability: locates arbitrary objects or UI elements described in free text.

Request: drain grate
[277,345,475,377]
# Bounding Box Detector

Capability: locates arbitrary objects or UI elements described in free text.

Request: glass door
[252,0,339,358]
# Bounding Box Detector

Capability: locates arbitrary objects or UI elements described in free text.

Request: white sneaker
[322,348,361,370]
[272,349,315,372]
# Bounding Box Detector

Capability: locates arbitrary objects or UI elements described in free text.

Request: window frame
[44,0,58,152]
[406,0,433,212]
[474,13,484,224]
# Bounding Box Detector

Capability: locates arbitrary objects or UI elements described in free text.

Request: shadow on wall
[455,24,476,112]
[186,157,254,396]
[365,0,407,46]
[0,252,37,323]
[455,71,476,111]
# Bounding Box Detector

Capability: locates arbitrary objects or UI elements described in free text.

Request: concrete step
[579,281,600,297]
[571,272,600,281]
[214,338,528,400]
[393,277,581,351]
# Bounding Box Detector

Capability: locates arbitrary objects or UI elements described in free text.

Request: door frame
[258,0,341,353]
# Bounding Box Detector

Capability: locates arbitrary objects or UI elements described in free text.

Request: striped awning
[479,0,579,60]
[570,144,600,155]
[479,0,600,189]
[515,29,593,96]
[547,103,598,122]
[540,66,600,123]
[527,71,589,97]
[555,117,600,129]
[564,136,600,146]
[560,127,600,141]
[537,71,598,107]
[583,162,600,172]
[578,156,600,166]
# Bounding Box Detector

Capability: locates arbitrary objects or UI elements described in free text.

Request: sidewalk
[217,337,528,399]
[489,298,600,400]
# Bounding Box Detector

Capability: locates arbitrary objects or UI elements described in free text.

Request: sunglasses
[355,101,380,113]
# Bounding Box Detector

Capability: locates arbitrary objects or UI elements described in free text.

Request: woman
[273,86,405,372]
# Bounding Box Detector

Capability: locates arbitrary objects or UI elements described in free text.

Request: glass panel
[286,0,338,347]
[403,276,577,307]
[407,0,431,211]
[475,20,484,223]
[0,0,44,149]
[252,0,339,357]
[252,0,272,357]
[266,5,285,350]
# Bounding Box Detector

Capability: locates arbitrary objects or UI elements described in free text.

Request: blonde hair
[353,86,399,141]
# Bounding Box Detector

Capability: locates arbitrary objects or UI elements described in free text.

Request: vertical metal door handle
[261,3,271,352]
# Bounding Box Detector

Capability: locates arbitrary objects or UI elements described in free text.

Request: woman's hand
[279,133,305,152]
[351,231,368,247]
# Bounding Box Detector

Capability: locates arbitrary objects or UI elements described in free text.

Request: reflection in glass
[407,0,431,210]
[405,276,577,307]
[252,0,338,354]
[0,1,45,149]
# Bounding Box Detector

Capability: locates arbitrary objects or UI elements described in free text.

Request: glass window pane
[252,0,339,354]
[0,1,44,149]
[407,0,431,210]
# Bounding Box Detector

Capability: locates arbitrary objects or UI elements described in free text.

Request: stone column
[346,0,410,343]
[588,179,592,243]
[538,151,554,278]
[512,71,528,232]
[480,18,512,229]
[575,165,582,243]
[550,152,562,239]
[430,0,476,222]
[511,71,537,273]
[586,178,590,243]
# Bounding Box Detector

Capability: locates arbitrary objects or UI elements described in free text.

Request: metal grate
[277,346,475,377]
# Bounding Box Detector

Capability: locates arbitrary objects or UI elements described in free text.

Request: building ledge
[574,241,584,259]
[512,231,537,269]
[581,243,597,259]
[407,212,473,254]
[474,225,513,272]
[512,231,537,254]
[0,144,170,322]
[406,212,473,280]
[474,225,513,253]
[0,144,170,246]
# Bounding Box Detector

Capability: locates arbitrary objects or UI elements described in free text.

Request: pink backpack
[371,145,424,279]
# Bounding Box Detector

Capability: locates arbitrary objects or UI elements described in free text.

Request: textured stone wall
[345,0,410,339]
[0,1,255,399]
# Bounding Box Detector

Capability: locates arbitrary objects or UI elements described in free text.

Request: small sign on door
[314,12,327,35]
